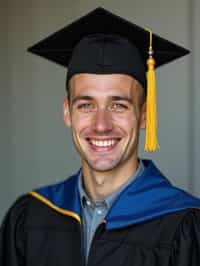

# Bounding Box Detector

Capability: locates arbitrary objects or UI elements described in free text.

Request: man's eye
[77,103,94,112]
[110,103,128,111]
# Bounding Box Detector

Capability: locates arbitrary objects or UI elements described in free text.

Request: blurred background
[0,0,200,221]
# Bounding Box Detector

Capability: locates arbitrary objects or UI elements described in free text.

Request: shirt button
[97,209,103,215]
[86,200,91,206]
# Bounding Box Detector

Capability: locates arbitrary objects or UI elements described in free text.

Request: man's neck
[82,158,139,202]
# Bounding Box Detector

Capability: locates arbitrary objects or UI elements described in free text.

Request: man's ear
[139,102,146,129]
[63,96,72,128]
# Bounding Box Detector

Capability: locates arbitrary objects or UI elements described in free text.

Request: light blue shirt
[78,160,145,261]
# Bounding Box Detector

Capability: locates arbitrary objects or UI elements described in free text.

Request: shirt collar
[78,159,145,210]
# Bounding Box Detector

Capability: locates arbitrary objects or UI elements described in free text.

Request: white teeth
[90,139,116,147]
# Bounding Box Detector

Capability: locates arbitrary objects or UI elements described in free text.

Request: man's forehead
[69,73,137,94]
[69,73,143,103]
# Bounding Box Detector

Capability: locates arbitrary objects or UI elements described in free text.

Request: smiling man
[1,7,200,266]
[64,73,146,200]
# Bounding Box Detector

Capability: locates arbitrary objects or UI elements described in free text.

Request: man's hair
[66,85,71,102]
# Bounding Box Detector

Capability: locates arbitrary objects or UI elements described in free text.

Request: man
[1,7,200,266]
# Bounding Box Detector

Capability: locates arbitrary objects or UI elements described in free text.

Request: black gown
[1,194,200,266]
[1,161,200,265]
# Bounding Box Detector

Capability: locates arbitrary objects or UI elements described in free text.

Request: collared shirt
[78,160,145,261]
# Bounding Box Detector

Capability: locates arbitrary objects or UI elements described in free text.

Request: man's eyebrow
[72,95,93,104]
[71,95,133,105]
[110,96,132,103]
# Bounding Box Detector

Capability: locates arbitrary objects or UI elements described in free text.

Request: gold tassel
[144,30,159,151]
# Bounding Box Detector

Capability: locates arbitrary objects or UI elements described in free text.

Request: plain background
[0,0,200,221]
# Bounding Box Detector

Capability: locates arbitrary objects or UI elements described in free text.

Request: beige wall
[0,0,200,220]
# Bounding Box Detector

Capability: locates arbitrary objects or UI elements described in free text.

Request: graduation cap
[28,7,190,152]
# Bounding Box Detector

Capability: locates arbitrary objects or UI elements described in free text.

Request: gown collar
[31,160,200,229]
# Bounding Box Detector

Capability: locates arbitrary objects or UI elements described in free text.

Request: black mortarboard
[28,7,189,89]
[27,7,190,151]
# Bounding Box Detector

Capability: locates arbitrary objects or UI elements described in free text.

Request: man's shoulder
[1,171,81,229]
[158,208,200,239]
[116,208,200,247]
[163,208,200,249]
[105,159,200,230]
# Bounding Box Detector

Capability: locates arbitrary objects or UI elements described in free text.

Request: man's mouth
[87,138,120,149]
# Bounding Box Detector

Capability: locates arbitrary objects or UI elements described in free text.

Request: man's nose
[92,109,113,133]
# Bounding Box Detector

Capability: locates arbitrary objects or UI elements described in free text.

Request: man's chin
[86,159,119,173]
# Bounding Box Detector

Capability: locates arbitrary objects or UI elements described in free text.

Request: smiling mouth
[87,139,120,149]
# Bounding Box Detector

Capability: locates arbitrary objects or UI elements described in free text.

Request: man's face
[64,74,146,174]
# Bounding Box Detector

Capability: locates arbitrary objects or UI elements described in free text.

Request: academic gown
[1,160,200,266]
